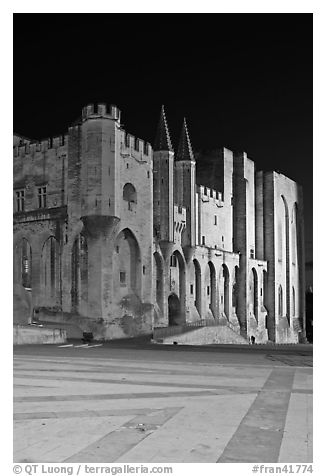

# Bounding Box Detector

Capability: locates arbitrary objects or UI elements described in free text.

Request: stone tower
[67,104,122,319]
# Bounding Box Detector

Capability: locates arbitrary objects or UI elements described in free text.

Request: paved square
[13,344,312,463]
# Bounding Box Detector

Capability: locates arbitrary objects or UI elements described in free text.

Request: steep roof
[153,105,173,152]
[176,118,194,161]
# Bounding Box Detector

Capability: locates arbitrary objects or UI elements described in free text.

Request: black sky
[13,13,312,263]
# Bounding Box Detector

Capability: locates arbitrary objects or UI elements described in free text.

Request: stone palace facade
[13,104,306,343]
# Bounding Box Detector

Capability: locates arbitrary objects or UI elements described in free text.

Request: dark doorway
[168,293,181,326]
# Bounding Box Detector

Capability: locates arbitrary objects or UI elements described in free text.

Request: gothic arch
[41,236,61,306]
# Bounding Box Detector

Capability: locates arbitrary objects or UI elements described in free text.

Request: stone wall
[13,326,67,345]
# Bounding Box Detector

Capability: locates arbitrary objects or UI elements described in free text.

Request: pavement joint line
[14,388,259,403]
[13,355,311,370]
[14,406,184,420]
[13,373,262,392]
[13,367,271,381]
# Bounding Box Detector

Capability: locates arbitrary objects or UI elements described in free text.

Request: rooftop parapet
[174,205,186,236]
[14,135,68,157]
[174,204,187,221]
[120,129,152,157]
[81,103,121,123]
[197,185,223,206]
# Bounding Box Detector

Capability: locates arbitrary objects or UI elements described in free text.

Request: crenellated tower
[68,103,121,223]
[153,106,174,242]
[174,118,196,247]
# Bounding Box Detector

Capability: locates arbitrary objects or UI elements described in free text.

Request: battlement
[174,204,187,221]
[14,135,68,157]
[81,103,121,122]
[120,129,152,157]
[197,185,223,202]
[173,205,186,237]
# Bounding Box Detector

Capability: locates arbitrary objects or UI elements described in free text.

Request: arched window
[123,183,137,210]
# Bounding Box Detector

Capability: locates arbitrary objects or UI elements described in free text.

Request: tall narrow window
[170,255,177,267]
[278,285,283,317]
[120,271,126,285]
[38,186,47,208]
[16,189,25,212]
[292,287,295,316]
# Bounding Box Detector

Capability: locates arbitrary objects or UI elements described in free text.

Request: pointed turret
[154,105,173,152]
[174,117,197,247]
[176,118,195,161]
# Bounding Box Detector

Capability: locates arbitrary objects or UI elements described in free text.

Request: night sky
[13,14,312,267]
